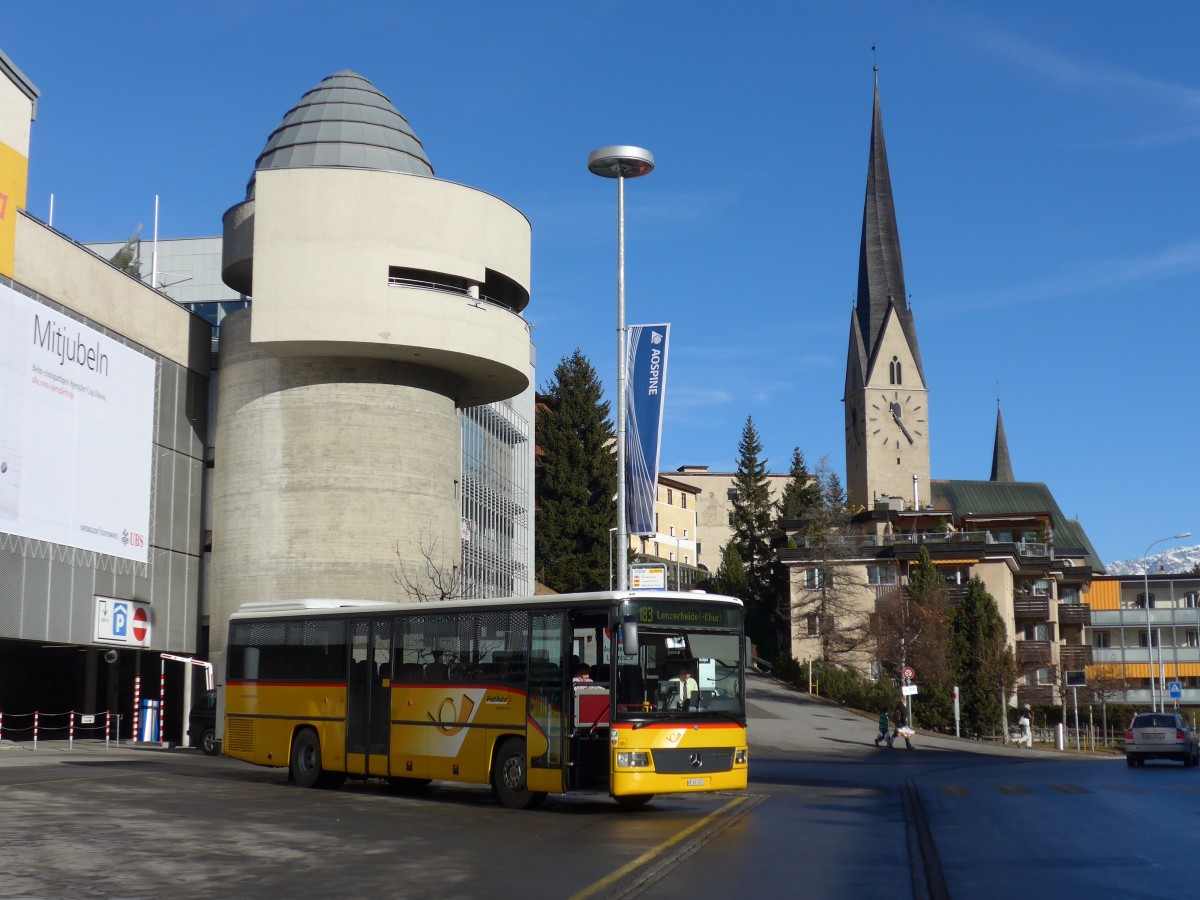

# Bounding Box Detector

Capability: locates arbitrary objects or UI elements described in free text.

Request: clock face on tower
[869,391,925,449]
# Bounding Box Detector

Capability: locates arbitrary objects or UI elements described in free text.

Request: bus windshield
[612,600,744,720]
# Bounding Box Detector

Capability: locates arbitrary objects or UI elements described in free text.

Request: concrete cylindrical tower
[210,70,531,655]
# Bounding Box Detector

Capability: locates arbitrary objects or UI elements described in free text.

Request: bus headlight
[617,751,650,768]
[735,748,748,764]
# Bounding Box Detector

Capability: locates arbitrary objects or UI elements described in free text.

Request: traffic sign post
[1169,681,1183,706]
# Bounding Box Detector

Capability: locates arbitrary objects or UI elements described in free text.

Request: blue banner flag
[625,324,669,536]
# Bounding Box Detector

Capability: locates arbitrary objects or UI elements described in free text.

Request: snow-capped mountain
[1106,545,1200,576]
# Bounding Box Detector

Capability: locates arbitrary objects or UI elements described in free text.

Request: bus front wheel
[492,738,546,810]
[291,729,326,788]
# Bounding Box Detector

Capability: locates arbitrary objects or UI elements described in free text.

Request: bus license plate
[687,778,704,786]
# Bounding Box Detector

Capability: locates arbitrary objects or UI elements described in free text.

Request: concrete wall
[229,168,531,406]
[209,309,462,653]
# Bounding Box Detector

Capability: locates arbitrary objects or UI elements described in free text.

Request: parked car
[1125,712,1199,767]
[188,689,219,756]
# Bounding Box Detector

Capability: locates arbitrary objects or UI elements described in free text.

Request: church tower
[844,74,930,510]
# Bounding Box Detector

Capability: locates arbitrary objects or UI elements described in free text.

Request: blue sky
[6,1,1198,565]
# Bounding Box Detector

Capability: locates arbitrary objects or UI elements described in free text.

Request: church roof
[244,70,433,198]
[990,402,1014,482]
[854,77,926,383]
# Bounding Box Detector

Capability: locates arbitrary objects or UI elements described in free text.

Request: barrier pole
[158,659,166,743]
[0,709,4,743]
[133,676,141,742]
[105,710,111,750]
[34,710,39,750]
[69,711,75,749]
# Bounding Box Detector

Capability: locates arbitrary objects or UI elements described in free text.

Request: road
[0,676,1187,899]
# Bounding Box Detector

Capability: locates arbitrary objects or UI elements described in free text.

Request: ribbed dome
[245,70,433,197]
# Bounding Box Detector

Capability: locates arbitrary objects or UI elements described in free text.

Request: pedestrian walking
[1015,703,1033,748]
[874,707,889,746]
[887,702,914,750]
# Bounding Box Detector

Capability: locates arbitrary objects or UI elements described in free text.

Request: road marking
[938,785,970,797]
[569,795,752,900]
[0,771,143,789]
[995,784,1030,795]
[1050,784,1090,794]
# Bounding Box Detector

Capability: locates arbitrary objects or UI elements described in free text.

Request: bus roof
[229,591,743,620]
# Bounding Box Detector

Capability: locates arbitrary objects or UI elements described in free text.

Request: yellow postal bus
[222,591,748,808]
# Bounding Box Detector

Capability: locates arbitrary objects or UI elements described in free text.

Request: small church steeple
[990,398,1014,482]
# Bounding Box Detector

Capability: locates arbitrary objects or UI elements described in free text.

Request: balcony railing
[1058,603,1091,625]
[1017,685,1056,706]
[1059,645,1093,669]
[1016,640,1053,664]
[1014,595,1050,618]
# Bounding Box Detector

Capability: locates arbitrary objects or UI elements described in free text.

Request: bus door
[526,611,568,794]
[346,618,393,777]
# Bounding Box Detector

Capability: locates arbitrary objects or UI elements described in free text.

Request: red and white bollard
[133,676,141,742]
[33,710,39,750]
[158,659,166,744]
[69,711,75,749]
[0,709,4,743]
[105,710,111,750]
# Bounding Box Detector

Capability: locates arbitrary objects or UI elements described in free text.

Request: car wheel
[1126,754,1136,767]
[492,738,546,810]
[198,727,218,756]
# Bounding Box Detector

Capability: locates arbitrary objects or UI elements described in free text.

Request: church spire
[854,77,925,383]
[990,399,1014,482]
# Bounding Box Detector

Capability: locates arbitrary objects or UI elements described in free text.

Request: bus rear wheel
[615,793,654,809]
[492,738,546,810]
[291,728,329,788]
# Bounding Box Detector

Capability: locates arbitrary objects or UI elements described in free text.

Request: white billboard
[0,283,155,563]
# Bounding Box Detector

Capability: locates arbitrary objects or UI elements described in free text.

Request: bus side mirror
[622,620,639,656]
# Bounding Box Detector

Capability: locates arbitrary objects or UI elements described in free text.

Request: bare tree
[1088,663,1128,745]
[789,457,872,665]
[394,536,462,602]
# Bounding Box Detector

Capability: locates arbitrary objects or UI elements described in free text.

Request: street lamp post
[588,146,655,593]
[608,527,618,591]
[1143,531,1191,712]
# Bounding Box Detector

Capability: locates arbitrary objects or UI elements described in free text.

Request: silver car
[1125,712,1199,767]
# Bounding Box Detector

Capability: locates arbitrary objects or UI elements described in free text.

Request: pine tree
[951,576,1014,736]
[712,542,749,601]
[775,447,822,523]
[535,350,617,593]
[729,416,777,653]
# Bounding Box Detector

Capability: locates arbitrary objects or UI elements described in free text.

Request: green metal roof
[930,479,1105,573]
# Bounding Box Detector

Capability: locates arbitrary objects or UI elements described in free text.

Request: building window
[889,355,902,385]
[654,542,659,557]
[1035,666,1053,686]
[683,528,689,539]
[1093,631,1110,649]
[669,552,675,562]
[726,488,739,502]
[1188,631,1200,649]
[655,513,660,532]
[803,568,827,589]
[1139,630,1160,648]
[1136,593,1155,609]
[640,538,647,554]
[696,541,702,559]
[669,524,675,537]
[1024,623,1051,641]
[681,494,687,509]
[1185,592,1200,609]
[806,614,834,636]
[667,489,673,506]
[867,565,897,586]
[684,555,690,565]
[1060,587,1080,605]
